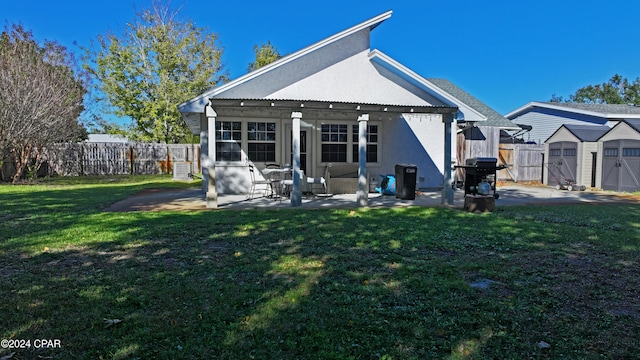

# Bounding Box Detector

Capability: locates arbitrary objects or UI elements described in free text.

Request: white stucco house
[178,10,514,208]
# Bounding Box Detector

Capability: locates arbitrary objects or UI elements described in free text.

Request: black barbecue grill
[455,157,505,198]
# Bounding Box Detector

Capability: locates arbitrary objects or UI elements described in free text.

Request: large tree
[553,74,640,105]
[85,0,227,143]
[0,24,86,183]
[248,41,282,72]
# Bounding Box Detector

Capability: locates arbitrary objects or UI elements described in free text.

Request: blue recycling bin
[375,174,396,195]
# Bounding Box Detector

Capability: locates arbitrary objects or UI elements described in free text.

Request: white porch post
[200,114,209,194]
[442,113,454,205]
[205,104,218,208]
[357,114,369,207]
[290,111,303,207]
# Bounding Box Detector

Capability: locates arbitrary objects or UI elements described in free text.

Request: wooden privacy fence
[2,143,200,180]
[497,144,544,182]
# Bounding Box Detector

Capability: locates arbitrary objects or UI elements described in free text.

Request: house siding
[268,50,440,106]
[382,113,455,190]
[510,108,608,144]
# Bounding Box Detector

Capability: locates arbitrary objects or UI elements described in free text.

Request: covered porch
[201,99,458,208]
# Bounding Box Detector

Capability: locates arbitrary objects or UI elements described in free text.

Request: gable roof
[563,124,610,142]
[178,10,393,114]
[623,119,640,133]
[506,101,640,119]
[425,78,520,129]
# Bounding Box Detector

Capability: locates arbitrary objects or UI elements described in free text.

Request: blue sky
[2,0,639,120]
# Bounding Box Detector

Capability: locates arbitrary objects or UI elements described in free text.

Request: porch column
[441,113,454,205]
[205,104,218,208]
[200,113,209,194]
[357,114,369,207]
[290,111,302,207]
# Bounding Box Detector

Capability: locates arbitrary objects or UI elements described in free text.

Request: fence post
[166,145,171,174]
[80,144,84,176]
[129,146,134,175]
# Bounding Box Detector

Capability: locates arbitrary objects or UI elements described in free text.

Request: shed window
[247,122,276,162]
[563,148,577,156]
[604,148,618,157]
[623,148,640,157]
[215,121,242,161]
[549,149,561,156]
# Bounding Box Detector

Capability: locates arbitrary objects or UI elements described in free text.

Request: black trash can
[395,164,417,200]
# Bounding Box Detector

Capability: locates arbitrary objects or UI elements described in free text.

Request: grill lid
[465,157,498,167]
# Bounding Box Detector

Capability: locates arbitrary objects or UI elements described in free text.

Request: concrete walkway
[104,184,640,212]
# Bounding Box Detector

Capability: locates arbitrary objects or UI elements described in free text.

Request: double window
[215,121,277,162]
[321,123,379,163]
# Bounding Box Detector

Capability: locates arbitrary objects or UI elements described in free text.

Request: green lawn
[1,175,639,359]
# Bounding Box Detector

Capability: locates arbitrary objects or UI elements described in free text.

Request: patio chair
[248,164,274,199]
[306,164,331,194]
[281,168,302,198]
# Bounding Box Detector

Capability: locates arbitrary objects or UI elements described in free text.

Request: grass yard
[1,175,639,359]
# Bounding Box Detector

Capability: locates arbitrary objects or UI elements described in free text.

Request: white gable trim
[178,10,393,113]
[368,50,487,122]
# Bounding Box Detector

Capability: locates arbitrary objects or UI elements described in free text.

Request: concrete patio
[104,184,640,212]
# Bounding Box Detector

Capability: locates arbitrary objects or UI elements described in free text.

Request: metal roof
[209,98,458,114]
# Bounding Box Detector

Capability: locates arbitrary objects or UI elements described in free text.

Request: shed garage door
[547,141,577,186]
[602,140,640,192]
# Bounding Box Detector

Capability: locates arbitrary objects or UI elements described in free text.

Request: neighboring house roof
[425,78,520,129]
[623,119,640,133]
[506,101,640,119]
[562,124,610,142]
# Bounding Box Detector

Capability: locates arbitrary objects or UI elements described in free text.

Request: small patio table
[261,168,292,199]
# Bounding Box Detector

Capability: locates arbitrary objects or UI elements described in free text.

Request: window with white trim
[215,121,242,161]
[352,124,378,163]
[321,124,348,162]
[247,122,276,162]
